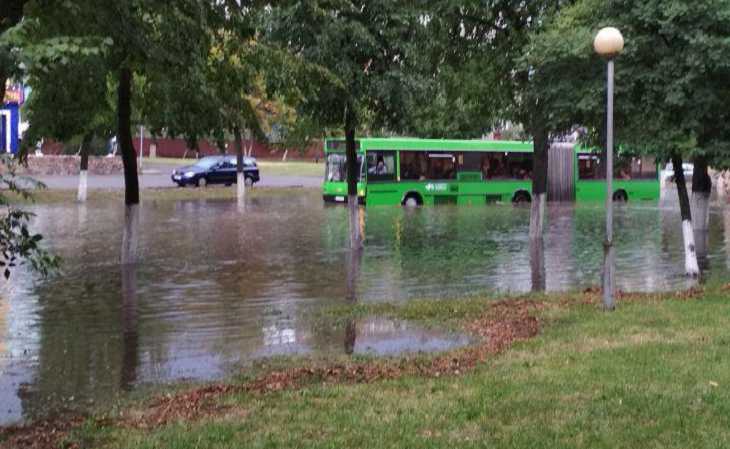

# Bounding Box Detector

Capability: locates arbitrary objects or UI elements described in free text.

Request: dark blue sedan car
[171,156,260,187]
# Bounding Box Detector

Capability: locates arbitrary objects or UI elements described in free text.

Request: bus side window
[400,151,427,181]
[631,156,656,179]
[480,153,508,179]
[427,153,456,180]
[366,151,396,182]
[506,152,533,180]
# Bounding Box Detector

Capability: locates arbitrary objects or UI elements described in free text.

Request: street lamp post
[594,27,624,311]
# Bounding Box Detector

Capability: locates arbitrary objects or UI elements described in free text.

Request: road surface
[33,170,321,190]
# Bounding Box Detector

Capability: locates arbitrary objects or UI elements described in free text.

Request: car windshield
[193,157,221,169]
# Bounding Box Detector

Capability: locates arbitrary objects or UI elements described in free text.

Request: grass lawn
[8,285,730,449]
[145,157,325,178]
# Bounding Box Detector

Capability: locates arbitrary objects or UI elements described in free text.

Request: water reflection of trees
[21,267,137,420]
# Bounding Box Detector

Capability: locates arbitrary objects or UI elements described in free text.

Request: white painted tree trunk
[346,247,362,302]
[77,170,88,203]
[694,228,709,272]
[237,171,246,201]
[121,204,140,265]
[236,171,246,211]
[529,236,545,292]
[725,208,730,261]
[682,219,700,276]
[348,195,362,249]
[528,192,546,239]
[691,191,711,232]
[282,149,288,162]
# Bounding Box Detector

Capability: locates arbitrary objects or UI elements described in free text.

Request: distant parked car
[661,162,693,184]
[171,155,260,187]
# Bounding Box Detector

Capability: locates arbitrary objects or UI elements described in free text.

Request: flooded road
[1,190,728,424]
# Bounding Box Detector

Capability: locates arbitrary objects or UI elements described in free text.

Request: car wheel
[197,177,207,188]
[244,176,254,187]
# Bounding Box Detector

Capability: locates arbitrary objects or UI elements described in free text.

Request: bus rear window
[578,154,602,179]
[325,153,362,182]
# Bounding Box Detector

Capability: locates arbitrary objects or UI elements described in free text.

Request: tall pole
[139,125,144,173]
[602,59,615,310]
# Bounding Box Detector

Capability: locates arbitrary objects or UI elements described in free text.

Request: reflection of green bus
[322,138,660,206]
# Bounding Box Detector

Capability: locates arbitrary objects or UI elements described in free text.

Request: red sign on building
[3,84,24,105]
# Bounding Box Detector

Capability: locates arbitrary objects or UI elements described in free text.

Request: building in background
[1,83,24,154]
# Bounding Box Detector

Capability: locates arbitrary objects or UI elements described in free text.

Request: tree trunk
[344,246,362,355]
[216,137,227,155]
[281,149,288,161]
[0,68,7,108]
[121,203,139,265]
[529,236,545,292]
[691,155,712,232]
[346,247,362,302]
[345,124,362,249]
[672,153,699,276]
[118,68,139,205]
[118,67,140,265]
[77,132,92,203]
[234,126,245,202]
[344,319,356,355]
[529,127,549,239]
[120,263,139,390]
[695,228,710,272]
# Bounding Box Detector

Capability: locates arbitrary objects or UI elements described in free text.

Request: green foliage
[0,2,59,279]
[525,0,730,163]
[265,2,427,136]
[0,156,59,278]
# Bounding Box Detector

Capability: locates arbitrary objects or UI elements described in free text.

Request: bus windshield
[325,153,362,182]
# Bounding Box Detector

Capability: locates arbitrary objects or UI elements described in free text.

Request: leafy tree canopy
[524,0,730,165]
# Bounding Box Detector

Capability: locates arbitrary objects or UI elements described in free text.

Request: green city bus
[574,147,660,201]
[322,138,660,206]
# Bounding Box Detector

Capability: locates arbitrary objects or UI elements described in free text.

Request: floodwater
[0,190,729,425]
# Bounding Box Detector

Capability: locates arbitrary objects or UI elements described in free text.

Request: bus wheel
[512,191,531,204]
[402,193,422,207]
[613,190,628,202]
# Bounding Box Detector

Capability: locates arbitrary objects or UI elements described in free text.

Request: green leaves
[0,156,60,279]
[524,0,730,162]
[265,2,428,136]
